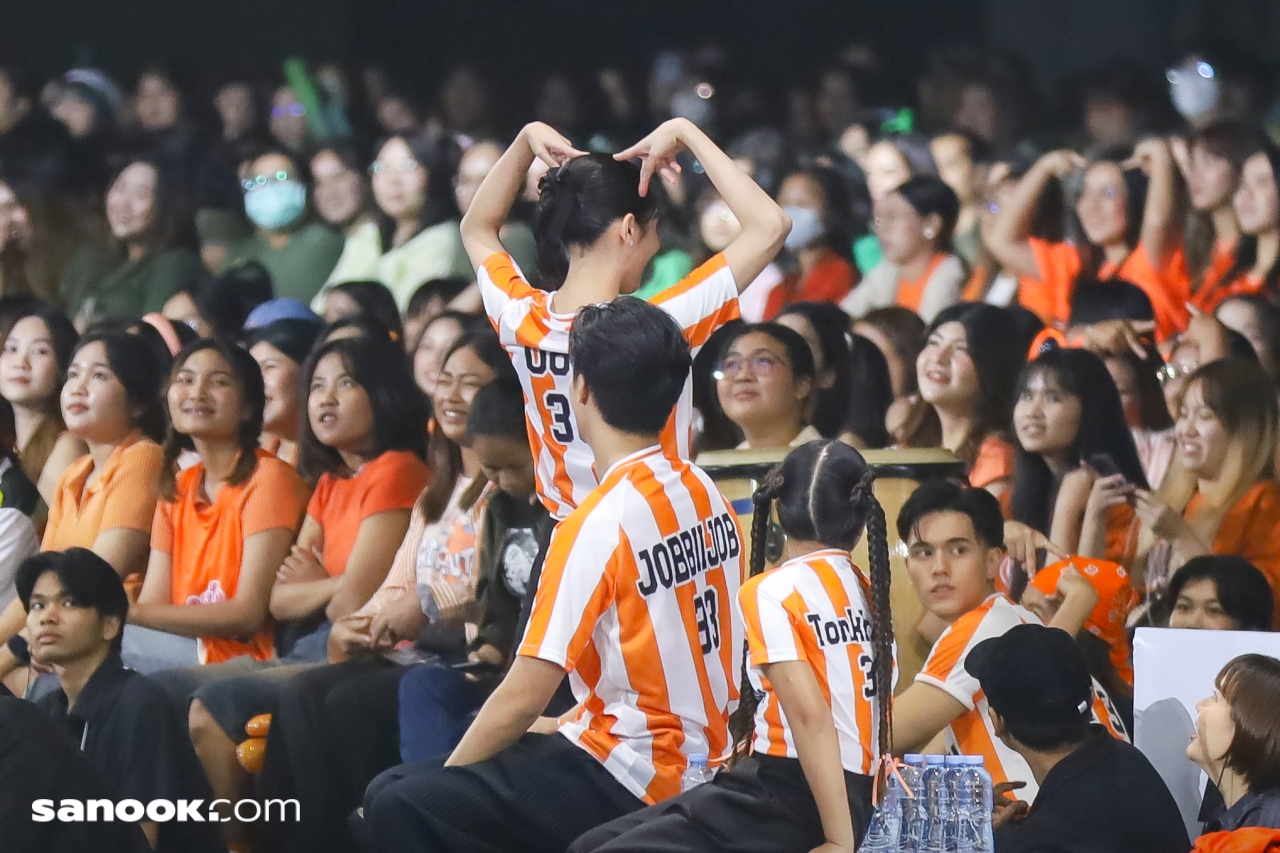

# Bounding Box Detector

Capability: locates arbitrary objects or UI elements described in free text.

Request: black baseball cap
[964,623,1093,726]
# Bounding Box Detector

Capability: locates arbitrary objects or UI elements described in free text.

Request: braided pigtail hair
[726,465,785,768]
[854,470,895,769]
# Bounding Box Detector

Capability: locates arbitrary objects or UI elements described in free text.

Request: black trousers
[364,733,646,853]
[252,657,408,853]
[568,754,875,853]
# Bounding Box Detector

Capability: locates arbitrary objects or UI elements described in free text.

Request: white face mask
[1168,61,1221,120]
[782,205,826,251]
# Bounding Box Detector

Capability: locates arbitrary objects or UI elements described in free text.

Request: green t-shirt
[61,244,204,322]
[224,222,345,304]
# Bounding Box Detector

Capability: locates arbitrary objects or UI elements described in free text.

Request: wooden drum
[696,447,964,688]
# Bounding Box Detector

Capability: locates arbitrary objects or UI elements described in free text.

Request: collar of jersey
[778,548,851,569]
[600,445,664,482]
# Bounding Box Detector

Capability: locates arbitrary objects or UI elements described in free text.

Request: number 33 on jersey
[518,446,744,804]
[479,250,741,519]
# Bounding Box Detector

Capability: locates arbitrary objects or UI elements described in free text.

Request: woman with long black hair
[1008,347,1148,562]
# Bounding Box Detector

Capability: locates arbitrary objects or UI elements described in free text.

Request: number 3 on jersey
[693,588,721,655]
[543,392,574,443]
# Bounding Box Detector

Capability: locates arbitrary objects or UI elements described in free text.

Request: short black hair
[191,262,274,337]
[1067,278,1155,327]
[329,280,404,343]
[1167,556,1275,631]
[897,480,1006,550]
[16,549,129,653]
[568,298,691,436]
[297,336,429,483]
[407,278,471,319]
[467,377,528,442]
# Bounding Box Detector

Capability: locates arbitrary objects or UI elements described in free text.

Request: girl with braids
[569,439,894,853]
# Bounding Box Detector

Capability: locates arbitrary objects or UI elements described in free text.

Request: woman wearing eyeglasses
[315,134,473,315]
[221,149,345,305]
[714,322,820,451]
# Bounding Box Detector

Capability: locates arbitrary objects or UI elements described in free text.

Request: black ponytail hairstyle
[728,439,894,770]
[531,153,661,289]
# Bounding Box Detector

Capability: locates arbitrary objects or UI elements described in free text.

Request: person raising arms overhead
[462,118,790,517]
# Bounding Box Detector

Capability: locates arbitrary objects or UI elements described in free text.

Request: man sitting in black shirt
[17,549,225,853]
[966,622,1190,853]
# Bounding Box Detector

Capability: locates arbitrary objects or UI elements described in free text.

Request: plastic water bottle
[942,753,962,845]
[921,755,950,853]
[856,767,901,852]
[966,755,995,853]
[680,754,711,792]
[950,756,979,853]
[897,755,925,853]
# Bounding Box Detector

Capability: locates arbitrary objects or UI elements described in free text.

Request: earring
[629,240,636,247]
[923,228,936,239]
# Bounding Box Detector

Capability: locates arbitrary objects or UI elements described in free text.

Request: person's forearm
[0,644,22,680]
[676,119,787,237]
[1048,593,1095,636]
[0,597,25,644]
[791,710,856,849]
[130,600,268,639]
[990,160,1054,255]
[460,127,538,242]
[1142,145,1178,264]
[1076,508,1108,559]
[270,577,340,622]
[446,675,545,767]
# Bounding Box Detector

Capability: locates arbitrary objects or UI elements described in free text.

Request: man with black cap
[966,622,1189,853]
[17,549,225,853]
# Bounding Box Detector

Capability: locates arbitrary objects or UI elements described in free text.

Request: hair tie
[851,470,877,504]
[757,466,785,502]
[142,313,182,356]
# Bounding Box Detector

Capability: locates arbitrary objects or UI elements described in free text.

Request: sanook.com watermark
[32,798,300,823]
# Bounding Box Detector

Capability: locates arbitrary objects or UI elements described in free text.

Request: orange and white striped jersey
[916,594,1129,802]
[479,251,740,519]
[518,445,743,804]
[737,549,892,775]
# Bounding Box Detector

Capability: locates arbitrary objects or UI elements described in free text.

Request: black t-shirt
[995,726,1191,853]
[35,655,225,853]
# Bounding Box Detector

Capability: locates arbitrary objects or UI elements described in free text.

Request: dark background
[3,0,1279,102]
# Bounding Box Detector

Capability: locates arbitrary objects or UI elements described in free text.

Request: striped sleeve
[97,443,165,534]
[241,461,311,539]
[651,253,741,352]
[739,577,806,667]
[518,500,623,670]
[479,252,535,326]
[915,611,985,710]
[352,495,431,619]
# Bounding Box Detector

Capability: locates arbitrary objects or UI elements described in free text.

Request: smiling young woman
[0,305,88,504]
[1104,359,1280,627]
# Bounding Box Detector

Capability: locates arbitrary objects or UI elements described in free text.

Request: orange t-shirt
[1027,238,1189,341]
[306,450,430,577]
[44,432,163,553]
[763,250,856,319]
[969,435,1015,491]
[1186,480,1280,628]
[1164,242,1239,314]
[151,450,311,663]
[895,253,946,314]
[962,265,1054,324]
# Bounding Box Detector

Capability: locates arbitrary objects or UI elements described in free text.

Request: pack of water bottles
[858,754,995,853]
